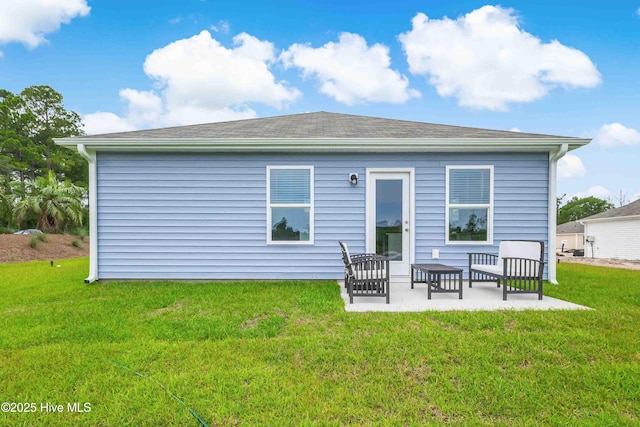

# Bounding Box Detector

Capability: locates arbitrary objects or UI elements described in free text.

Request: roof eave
[582,213,640,223]
[55,137,591,153]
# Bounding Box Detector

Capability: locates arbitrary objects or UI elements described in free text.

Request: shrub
[70,228,88,241]
[29,235,39,248]
[71,239,84,249]
[28,233,47,248]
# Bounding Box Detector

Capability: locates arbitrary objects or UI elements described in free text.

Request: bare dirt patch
[144,301,186,318]
[558,256,640,271]
[0,234,89,264]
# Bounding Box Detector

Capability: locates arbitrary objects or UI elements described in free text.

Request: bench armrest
[501,257,545,278]
[468,252,498,265]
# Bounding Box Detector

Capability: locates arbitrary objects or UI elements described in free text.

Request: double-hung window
[446,165,493,244]
[267,166,314,244]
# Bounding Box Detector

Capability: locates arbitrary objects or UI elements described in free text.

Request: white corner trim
[77,144,98,283]
[548,143,569,285]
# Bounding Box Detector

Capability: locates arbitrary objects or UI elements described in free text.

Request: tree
[12,171,85,232]
[557,196,614,225]
[608,189,629,208]
[21,86,86,183]
[0,90,40,182]
[0,180,11,229]
[272,217,300,240]
[464,213,479,234]
[0,85,86,185]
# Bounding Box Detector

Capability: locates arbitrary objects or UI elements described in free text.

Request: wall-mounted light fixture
[349,173,359,186]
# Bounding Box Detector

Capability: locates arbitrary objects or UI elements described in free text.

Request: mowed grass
[1,259,639,426]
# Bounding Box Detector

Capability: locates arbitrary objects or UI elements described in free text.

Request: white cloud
[83,31,300,134]
[210,20,230,34]
[572,185,612,200]
[281,32,420,105]
[593,123,640,146]
[509,127,522,132]
[558,154,586,179]
[0,0,89,49]
[82,112,137,135]
[399,6,601,111]
[637,7,640,16]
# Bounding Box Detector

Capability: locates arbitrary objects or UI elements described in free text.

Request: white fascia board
[581,214,640,224]
[55,137,590,153]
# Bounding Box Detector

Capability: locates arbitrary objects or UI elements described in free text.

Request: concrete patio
[339,280,590,312]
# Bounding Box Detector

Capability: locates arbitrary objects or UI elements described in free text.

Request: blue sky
[1,0,639,203]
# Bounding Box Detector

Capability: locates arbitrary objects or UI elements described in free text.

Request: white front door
[367,170,413,277]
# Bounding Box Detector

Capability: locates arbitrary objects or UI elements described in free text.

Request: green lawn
[1,258,639,426]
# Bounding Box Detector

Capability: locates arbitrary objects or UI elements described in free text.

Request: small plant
[71,239,84,249]
[70,228,88,241]
[28,233,47,248]
[29,235,40,248]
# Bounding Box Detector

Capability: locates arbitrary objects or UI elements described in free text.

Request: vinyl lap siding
[414,155,549,278]
[584,218,640,260]
[97,153,365,279]
[96,152,548,279]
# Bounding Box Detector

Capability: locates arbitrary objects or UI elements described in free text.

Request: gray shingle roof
[582,199,640,221]
[83,111,573,139]
[556,221,585,234]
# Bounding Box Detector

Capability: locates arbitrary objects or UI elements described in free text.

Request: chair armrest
[351,252,379,261]
[349,255,389,278]
[468,252,498,265]
[349,254,389,266]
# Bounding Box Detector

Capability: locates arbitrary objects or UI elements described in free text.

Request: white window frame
[266,165,314,245]
[445,165,494,245]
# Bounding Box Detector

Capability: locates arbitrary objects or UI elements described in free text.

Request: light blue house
[55,112,589,284]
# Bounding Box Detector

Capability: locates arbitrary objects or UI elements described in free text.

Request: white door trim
[365,168,415,277]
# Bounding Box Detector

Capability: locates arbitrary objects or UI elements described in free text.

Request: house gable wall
[96,152,548,279]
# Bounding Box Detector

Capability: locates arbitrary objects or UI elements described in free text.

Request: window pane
[270,169,310,204]
[449,169,490,204]
[271,207,310,241]
[449,208,488,241]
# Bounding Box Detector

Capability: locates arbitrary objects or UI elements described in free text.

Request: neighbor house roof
[582,199,640,222]
[556,221,585,234]
[56,111,590,153]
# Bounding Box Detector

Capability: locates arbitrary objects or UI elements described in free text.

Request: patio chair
[468,240,545,300]
[339,241,390,304]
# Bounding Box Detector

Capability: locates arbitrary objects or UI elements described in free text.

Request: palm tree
[0,178,12,229]
[12,170,85,232]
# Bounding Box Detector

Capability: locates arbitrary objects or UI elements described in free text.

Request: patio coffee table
[411,263,463,299]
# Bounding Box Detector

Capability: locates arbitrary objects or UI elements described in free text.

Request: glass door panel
[376,179,403,260]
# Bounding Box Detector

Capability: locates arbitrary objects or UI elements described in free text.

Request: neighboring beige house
[581,199,640,260]
[556,221,584,252]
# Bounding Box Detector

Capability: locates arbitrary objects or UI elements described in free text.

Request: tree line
[557,195,614,225]
[0,86,86,233]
